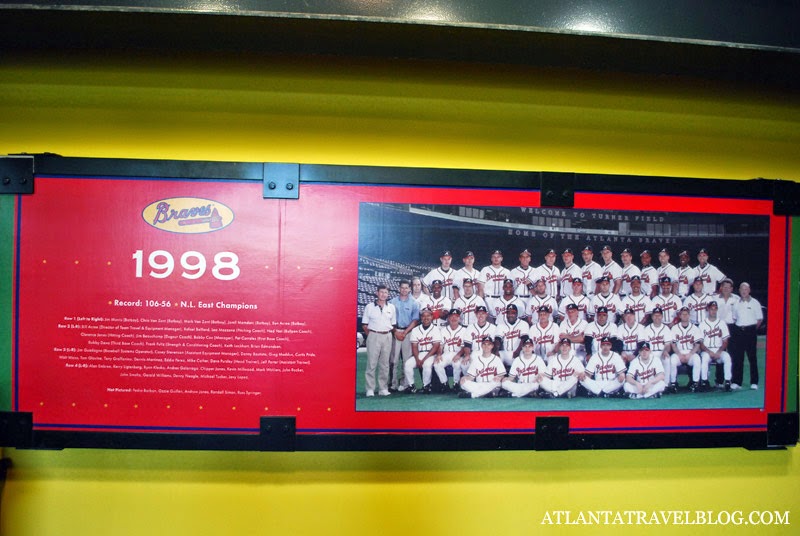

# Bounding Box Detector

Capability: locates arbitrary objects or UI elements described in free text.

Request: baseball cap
[475,305,488,313]
[595,275,610,283]
[519,249,531,256]
[659,248,670,254]
[572,277,583,284]
[640,249,652,256]
[463,250,475,258]
[440,250,452,257]
[596,306,609,314]
[562,248,574,255]
[707,300,718,308]
[491,249,503,256]
[503,278,514,285]
[566,304,579,311]
[693,276,704,283]
[630,275,641,281]
[640,341,651,350]
[651,306,663,315]
[537,305,552,313]
[600,336,612,344]
[431,279,443,286]
[721,277,734,286]
[448,308,462,317]
[522,338,534,346]
[679,306,690,313]
[679,250,689,257]
[582,245,593,252]
[621,248,632,255]
[601,245,612,252]
[506,304,519,312]
[698,248,709,255]
[420,307,433,315]
[623,308,635,315]
[479,335,494,344]
[659,276,672,284]
[560,338,572,345]
[545,248,556,255]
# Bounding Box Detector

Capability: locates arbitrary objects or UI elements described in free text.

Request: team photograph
[356,202,769,412]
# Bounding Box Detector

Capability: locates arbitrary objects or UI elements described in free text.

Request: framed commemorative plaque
[1,154,798,451]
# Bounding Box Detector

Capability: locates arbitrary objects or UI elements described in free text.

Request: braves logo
[516,364,540,380]
[552,366,576,380]
[595,363,619,379]
[477,366,500,381]
[636,367,658,382]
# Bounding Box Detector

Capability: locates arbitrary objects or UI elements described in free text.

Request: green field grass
[355,337,767,413]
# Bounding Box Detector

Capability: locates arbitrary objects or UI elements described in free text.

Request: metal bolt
[2,177,10,185]
[286,183,294,190]
[268,182,277,190]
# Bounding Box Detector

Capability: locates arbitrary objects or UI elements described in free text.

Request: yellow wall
[2,49,799,535]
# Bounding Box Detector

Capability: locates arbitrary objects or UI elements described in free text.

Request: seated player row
[401,301,733,397]
[419,246,727,303]
[420,272,729,329]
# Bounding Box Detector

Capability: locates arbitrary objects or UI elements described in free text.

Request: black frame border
[3,154,798,451]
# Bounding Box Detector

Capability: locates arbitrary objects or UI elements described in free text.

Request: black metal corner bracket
[263,163,300,200]
[0,411,33,448]
[0,155,34,195]
[766,413,799,448]
[540,172,575,208]
[534,416,570,451]
[771,179,800,216]
[259,416,296,451]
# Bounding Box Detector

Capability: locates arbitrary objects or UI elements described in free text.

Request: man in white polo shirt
[361,284,397,397]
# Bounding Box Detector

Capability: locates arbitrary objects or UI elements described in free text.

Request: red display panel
[12,177,790,436]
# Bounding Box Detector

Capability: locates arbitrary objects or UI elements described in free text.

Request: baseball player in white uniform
[651,276,682,326]
[581,246,603,298]
[624,342,666,399]
[584,306,620,356]
[696,248,726,296]
[539,338,585,398]
[618,307,645,364]
[559,248,583,300]
[453,277,487,327]
[479,249,510,300]
[501,338,547,398]
[642,307,677,394]
[527,305,560,361]
[670,307,703,392]
[558,303,588,363]
[582,337,627,397]
[619,248,642,298]
[488,279,528,326]
[590,276,624,324]
[534,248,561,297]
[525,278,559,324]
[657,249,680,296]
[405,308,442,393]
[509,249,536,300]
[684,277,712,325]
[600,245,623,295]
[423,250,458,301]
[559,278,591,321]
[676,250,698,299]
[434,308,469,392]
[495,304,528,367]
[453,251,481,295]
[639,250,658,298]
[622,275,652,325]
[699,301,732,392]
[422,280,452,327]
[457,305,496,388]
[458,336,507,398]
